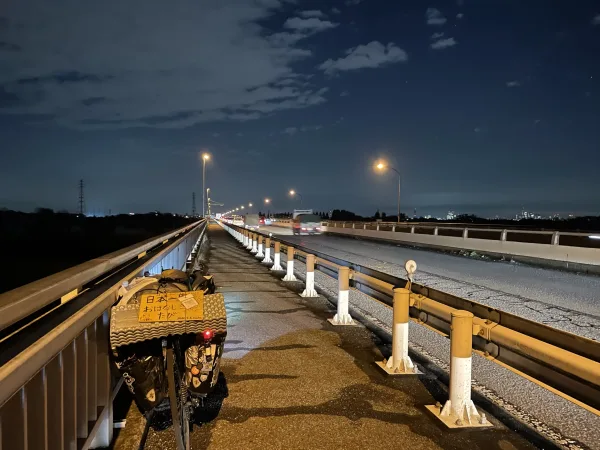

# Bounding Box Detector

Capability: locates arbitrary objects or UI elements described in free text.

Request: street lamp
[375,160,401,222]
[289,189,303,205]
[201,152,210,217]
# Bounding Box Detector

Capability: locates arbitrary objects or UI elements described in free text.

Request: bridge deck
[111,225,536,450]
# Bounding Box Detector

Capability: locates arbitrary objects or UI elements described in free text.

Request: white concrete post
[329,267,354,325]
[243,230,248,246]
[246,232,254,250]
[262,237,272,263]
[270,241,283,271]
[250,233,258,253]
[429,310,488,427]
[282,246,297,281]
[300,254,318,297]
[256,235,264,258]
[377,288,418,375]
[463,228,469,239]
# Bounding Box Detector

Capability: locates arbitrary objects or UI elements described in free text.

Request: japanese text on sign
[138,291,204,322]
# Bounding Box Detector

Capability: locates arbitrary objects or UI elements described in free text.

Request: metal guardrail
[319,222,600,270]
[221,222,600,415]
[322,221,600,248]
[0,220,207,450]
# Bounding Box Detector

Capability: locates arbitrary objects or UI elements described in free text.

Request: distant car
[264,218,272,226]
[292,214,322,235]
[259,217,265,225]
[244,213,260,230]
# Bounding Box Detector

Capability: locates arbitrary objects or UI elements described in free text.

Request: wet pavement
[111,225,540,450]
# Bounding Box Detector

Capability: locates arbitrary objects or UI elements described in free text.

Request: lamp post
[289,189,303,205]
[248,202,253,213]
[202,153,210,217]
[375,161,401,222]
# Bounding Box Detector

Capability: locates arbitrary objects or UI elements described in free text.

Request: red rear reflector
[203,329,214,340]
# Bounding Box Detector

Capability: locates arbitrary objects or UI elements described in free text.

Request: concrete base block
[282,274,297,282]
[270,264,283,271]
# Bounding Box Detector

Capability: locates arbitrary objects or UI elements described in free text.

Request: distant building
[446,211,456,220]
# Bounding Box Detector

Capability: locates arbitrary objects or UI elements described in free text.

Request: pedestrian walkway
[112,225,538,450]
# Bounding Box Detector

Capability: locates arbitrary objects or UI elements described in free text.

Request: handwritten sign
[138,291,204,323]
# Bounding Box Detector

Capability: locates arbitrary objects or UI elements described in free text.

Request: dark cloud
[0,41,21,51]
[0,0,334,130]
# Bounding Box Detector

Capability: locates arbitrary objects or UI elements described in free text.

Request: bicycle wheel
[166,347,190,450]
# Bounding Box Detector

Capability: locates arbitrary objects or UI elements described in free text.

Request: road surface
[260,225,600,341]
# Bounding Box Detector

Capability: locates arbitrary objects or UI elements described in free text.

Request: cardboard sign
[138,291,204,323]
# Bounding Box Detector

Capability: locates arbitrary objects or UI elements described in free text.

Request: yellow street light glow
[375,161,386,170]
[202,153,210,161]
[249,203,253,207]
[265,198,271,203]
[289,190,295,196]
[241,205,244,209]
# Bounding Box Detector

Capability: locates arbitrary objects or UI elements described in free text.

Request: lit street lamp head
[289,190,295,196]
[265,198,271,204]
[375,161,386,171]
[249,203,253,207]
[241,205,244,209]
[202,153,210,161]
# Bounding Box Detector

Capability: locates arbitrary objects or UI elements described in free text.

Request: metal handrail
[0,220,206,412]
[0,221,202,333]
[225,222,600,413]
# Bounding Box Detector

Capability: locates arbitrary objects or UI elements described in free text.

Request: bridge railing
[0,220,206,450]
[320,221,600,269]
[221,222,600,416]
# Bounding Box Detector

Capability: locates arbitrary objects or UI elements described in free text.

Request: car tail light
[302,227,307,231]
[203,329,214,340]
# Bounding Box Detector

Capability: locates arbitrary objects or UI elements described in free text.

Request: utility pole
[78,179,85,216]
[192,192,196,217]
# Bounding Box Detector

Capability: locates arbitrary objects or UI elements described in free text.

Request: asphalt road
[259,225,600,340]
[111,226,539,450]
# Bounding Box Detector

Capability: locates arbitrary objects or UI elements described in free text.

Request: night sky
[1,0,599,218]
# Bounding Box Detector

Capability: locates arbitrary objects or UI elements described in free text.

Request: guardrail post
[251,233,258,254]
[282,246,297,281]
[246,232,254,250]
[410,226,415,234]
[376,288,419,375]
[300,254,318,297]
[427,310,490,428]
[242,230,248,247]
[434,227,438,236]
[271,241,283,271]
[256,235,264,258]
[329,267,354,325]
[501,230,507,241]
[463,228,469,239]
[552,232,560,245]
[262,237,272,263]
